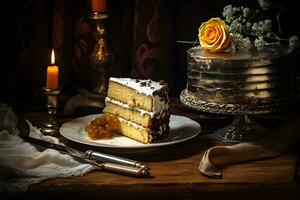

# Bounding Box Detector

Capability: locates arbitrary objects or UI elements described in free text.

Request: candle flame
[51,49,55,65]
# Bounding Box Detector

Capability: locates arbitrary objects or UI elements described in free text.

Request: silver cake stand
[180,89,295,143]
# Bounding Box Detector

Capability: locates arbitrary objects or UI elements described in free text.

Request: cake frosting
[109,77,163,96]
[185,45,295,105]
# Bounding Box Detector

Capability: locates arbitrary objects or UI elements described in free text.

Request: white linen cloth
[0,104,95,199]
[199,117,300,178]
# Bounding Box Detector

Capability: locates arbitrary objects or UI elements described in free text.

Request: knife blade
[19,135,150,178]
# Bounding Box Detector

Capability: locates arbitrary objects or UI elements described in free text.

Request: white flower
[289,36,299,48]
[243,7,250,17]
[223,5,234,23]
[245,22,252,29]
[258,0,272,9]
[229,19,242,33]
[223,5,233,18]
[251,20,272,35]
[233,7,241,12]
[251,22,260,34]
[261,19,272,34]
[238,16,243,22]
[254,36,265,50]
[220,3,293,51]
[231,33,252,50]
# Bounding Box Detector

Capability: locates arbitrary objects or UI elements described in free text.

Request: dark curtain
[1,0,299,112]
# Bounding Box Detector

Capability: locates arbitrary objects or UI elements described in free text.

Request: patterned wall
[1,0,299,112]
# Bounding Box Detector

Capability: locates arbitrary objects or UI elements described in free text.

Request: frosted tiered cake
[180,45,296,142]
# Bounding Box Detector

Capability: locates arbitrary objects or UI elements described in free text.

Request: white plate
[60,114,201,149]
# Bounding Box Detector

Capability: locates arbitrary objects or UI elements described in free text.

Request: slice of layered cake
[103,77,170,144]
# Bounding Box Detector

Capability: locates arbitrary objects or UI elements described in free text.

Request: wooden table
[17,110,300,200]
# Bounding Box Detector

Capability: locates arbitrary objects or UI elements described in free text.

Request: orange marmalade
[85,114,120,140]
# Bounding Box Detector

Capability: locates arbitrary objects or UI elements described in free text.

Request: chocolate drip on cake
[150,112,170,142]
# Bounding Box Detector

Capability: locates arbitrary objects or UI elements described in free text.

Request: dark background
[1,0,299,113]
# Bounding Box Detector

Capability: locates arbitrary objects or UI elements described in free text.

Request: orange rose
[198,18,231,52]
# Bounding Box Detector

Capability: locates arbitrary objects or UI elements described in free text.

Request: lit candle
[91,0,107,13]
[46,49,59,90]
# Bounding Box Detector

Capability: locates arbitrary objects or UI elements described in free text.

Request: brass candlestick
[89,12,112,104]
[41,87,60,137]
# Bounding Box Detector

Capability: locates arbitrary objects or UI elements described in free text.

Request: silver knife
[19,135,150,178]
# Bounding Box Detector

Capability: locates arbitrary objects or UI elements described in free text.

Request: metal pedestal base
[41,121,60,137]
[213,114,267,143]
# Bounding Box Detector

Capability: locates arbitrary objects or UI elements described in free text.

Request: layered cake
[182,45,295,109]
[103,77,170,144]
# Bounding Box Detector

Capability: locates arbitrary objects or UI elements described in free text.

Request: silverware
[19,135,150,178]
[84,150,148,169]
[82,158,150,178]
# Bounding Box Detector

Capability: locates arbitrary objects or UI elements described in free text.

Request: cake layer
[103,98,153,127]
[116,117,151,144]
[107,81,153,112]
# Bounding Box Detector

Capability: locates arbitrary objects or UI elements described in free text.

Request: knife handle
[85,150,148,169]
[96,162,150,178]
